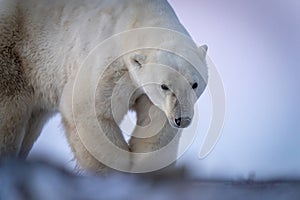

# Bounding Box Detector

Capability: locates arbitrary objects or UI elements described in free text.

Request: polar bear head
[125,46,208,128]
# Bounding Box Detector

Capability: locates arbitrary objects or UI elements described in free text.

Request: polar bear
[0,0,208,173]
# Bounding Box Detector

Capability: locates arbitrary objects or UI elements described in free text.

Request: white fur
[0,0,208,173]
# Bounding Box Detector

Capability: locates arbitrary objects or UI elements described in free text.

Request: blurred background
[29,0,300,180]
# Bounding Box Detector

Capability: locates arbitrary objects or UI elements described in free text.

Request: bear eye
[192,82,198,89]
[133,59,142,67]
[161,84,170,91]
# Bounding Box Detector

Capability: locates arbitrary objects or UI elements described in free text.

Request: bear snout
[174,117,192,128]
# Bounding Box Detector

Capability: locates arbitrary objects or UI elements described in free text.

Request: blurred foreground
[0,159,299,200]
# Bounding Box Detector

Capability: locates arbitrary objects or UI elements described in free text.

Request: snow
[1,159,300,200]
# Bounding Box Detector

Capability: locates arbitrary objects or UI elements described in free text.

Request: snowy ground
[1,159,300,200]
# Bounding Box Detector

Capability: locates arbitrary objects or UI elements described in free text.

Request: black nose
[174,117,191,128]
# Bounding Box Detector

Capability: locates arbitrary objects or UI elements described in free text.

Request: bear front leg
[60,81,131,174]
[61,115,112,174]
[129,94,181,172]
[62,115,132,174]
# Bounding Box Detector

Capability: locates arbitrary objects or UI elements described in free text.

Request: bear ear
[198,45,208,58]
